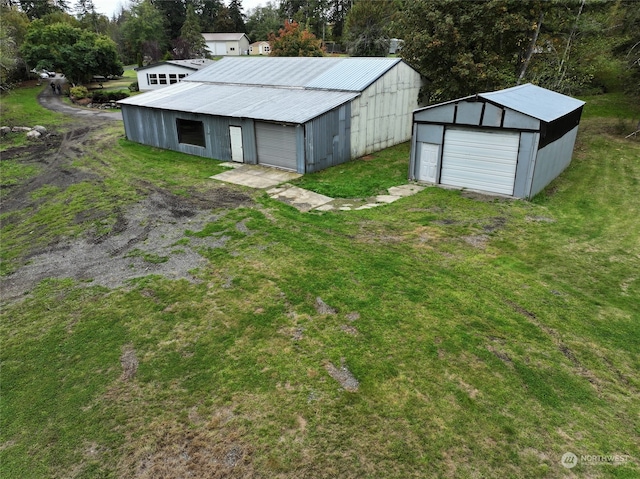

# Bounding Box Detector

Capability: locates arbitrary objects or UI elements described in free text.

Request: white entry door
[229,126,244,163]
[418,143,439,183]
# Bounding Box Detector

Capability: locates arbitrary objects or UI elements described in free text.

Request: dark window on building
[169,74,178,84]
[178,74,187,80]
[158,74,167,84]
[148,73,158,85]
[176,119,206,147]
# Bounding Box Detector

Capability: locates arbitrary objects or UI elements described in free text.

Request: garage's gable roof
[118,81,358,124]
[184,57,403,92]
[479,84,585,123]
[202,33,248,42]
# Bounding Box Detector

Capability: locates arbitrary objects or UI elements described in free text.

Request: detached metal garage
[409,84,585,198]
[119,57,422,174]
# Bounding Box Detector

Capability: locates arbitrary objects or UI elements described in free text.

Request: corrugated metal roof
[135,59,215,72]
[479,83,584,122]
[118,82,358,123]
[184,57,402,92]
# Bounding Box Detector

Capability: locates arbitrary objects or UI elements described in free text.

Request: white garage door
[255,122,298,171]
[441,128,520,195]
[214,42,227,56]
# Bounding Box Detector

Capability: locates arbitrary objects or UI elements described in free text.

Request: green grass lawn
[85,69,137,93]
[0,84,66,128]
[1,87,639,478]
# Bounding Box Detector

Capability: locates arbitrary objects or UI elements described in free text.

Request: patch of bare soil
[1,187,252,301]
[0,123,253,302]
[120,344,139,381]
[1,126,99,212]
[119,423,256,479]
[325,358,359,392]
[315,296,337,315]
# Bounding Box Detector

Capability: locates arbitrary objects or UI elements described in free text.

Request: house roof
[120,57,415,123]
[118,81,358,124]
[479,84,585,123]
[184,57,404,92]
[250,41,269,46]
[135,59,215,72]
[202,33,248,42]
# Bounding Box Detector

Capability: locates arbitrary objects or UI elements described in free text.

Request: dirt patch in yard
[118,421,256,479]
[0,122,253,302]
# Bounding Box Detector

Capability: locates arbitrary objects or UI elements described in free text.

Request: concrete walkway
[210,162,425,212]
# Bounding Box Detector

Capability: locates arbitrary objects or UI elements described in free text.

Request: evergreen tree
[213,6,235,32]
[176,3,208,58]
[152,0,186,41]
[344,0,397,57]
[75,0,107,33]
[228,0,246,33]
[19,0,68,20]
[199,0,223,32]
[121,0,168,64]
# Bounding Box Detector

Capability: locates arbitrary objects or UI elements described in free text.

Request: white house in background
[135,59,215,91]
[202,33,250,56]
[249,41,270,56]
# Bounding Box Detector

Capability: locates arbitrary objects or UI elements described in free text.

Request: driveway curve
[37,75,123,121]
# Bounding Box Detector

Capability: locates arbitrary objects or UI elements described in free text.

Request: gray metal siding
[350,61,421,157]
[414,104,455,123]
[513,132,539,198]
[529,126,579,197]
[413,100,538,131]
[305,103,351,174]
[122,105,245,162]
[481,103,503,127]
[240,118,258,165]
[457,102,483,126]
[503,109,540,130]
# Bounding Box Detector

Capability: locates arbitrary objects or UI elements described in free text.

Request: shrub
[128,81,139,92]
[70,86,89,100]
[90,91,108,103]
[108,91,129,101]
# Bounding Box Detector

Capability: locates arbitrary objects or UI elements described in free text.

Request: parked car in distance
[39,72,49,79]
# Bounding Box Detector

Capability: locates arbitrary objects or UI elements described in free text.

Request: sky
[91,0,266,19]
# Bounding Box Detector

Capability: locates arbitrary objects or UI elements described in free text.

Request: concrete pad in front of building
[210,165,301,189]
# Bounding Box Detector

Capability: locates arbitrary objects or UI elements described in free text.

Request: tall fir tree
[176,3,208,58]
